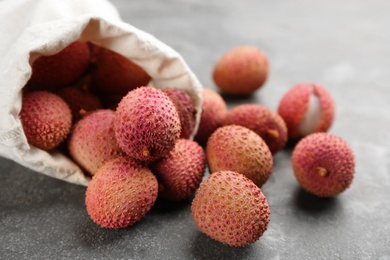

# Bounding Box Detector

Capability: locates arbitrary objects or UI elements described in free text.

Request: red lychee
[213,46,269,96]
[292,133,355,197]
[29,41,90,89]
[191,170,270,247]
[278,83,335,140]
[194,88,227,144]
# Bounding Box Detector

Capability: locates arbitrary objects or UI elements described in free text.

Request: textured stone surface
[1,0,390,259]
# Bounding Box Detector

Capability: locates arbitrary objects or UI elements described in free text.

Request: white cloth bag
[0,0,203,186]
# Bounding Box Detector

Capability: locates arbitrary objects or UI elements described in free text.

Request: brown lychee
[29,41,90,89]
[191,170,270,247]
[85,156,158,229]
[213,46,269,96]
[114,86,181,162]
[151,139,206,201]
[206,125,273,187]
[292,132,355,197]
[277,83,335,140]
[68,109,124,176]
[194,88,227,144]
[162,88,197,139]
[20,91,72,151]
[90,45,151,96]
[57,85,102,123]
[223,104,288,154]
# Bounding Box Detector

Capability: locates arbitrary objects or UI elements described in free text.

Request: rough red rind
[57,86,102,123]
[206,125,273,187]
[191,170,270,247]
[291,133,355,197]
[91,45,151,96]
[151,139,206,201]
[162,88,197,139]
[30,41,90,89]
[194,88,227,144]
[114,86,181,162]
[213,46,269,96]
[68,109,124,176]
[85,156,158,229]
[223,104,288,154]
[20,91,72,151]
[277,83,335,140]
[313,85,335,134]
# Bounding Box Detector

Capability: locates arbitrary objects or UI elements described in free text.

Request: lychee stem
[316,167,328,177]
[143,147,150,157]
[267,129,279,139]
[79,109,87,118]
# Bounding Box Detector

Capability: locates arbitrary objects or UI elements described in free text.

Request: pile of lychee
[19,41,355,248]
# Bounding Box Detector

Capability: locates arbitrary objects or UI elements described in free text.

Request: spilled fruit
[194,88,227,144]
[114,86,181,162]
[292,132,355,197]
[68,109,123,176]
[162,88,197,139]
[213,46,269,96]
[278,83,335,140]
[86,156,158,229]
[191,170,270,247]
[151,139,206,201]
[223,104,288,154]
[206,125,273,187]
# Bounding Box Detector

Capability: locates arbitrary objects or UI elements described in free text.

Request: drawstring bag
[0,0,202,186]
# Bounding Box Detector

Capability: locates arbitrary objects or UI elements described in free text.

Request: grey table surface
[1,0,390,259]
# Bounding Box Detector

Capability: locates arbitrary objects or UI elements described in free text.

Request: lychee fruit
[151,139,206,201]
[191,170,270,247]
[90,45,151,96]
[68,109,124,176]
[206,125,273,187]
[291,132,355,197]
[194,88,227,144]
[213,46,269,96]
[114,86,181,162]
[85,156,158,229]
[57,85,102,123]
[162,88,197,139]
[223,104,288,154]
[20,91,72,151]
[29,41,90,89]
[277,83,335,140]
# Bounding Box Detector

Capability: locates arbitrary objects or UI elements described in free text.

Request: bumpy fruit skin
[223,104,288,154]
[68,109,124,176]
[114,86,181,162]
[292,133,355,197]
[191,170,270,247]
[277,83,335,140]
[91,45,151,96]
[194,88,227,144]
[213,46,269,96]
[206,125,273,187]
[162,88,197,139]
[30,41,90,89]
[57,86,102,123]
[85,156,158,229]
[151,139,206,201]
[20,91,72,151]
